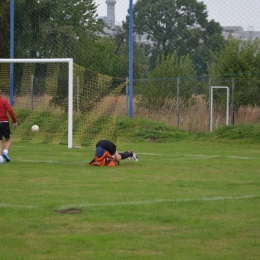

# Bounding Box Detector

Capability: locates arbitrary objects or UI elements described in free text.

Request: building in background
[99,0,260,40]
[99,0,116,27]
[222,26,260,39]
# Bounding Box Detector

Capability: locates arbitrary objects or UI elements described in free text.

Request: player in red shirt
[0,89,17,164]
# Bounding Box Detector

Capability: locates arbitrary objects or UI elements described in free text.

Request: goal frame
[0,58,74,148]
[210,86,230,132]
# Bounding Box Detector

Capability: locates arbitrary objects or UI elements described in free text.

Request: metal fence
[1,0,260,132]
[120,77,260,132]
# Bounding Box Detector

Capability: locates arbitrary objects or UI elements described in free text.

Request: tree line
[1,0,260,106]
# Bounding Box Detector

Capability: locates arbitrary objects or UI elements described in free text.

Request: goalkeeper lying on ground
[89,139,138,166]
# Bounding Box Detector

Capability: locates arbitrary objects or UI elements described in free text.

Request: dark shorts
[0,122,11,140]
[96,140,116,155]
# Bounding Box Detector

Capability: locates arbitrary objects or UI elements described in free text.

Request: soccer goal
[0,58,126,148]
[210,86,230,132]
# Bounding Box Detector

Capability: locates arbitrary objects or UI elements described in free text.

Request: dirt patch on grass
[54,208,82,214]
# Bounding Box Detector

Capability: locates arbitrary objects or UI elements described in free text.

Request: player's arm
[4,100,17,125]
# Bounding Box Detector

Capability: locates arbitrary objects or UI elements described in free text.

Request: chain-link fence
[120,77,260,132]
[1,0,260,136]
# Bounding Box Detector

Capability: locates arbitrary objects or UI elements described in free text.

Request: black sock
[119,152,133,160]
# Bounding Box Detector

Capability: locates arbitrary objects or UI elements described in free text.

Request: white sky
[94,0,260,31]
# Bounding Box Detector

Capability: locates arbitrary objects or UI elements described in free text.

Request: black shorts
[0,122,11,140]
[96,140,116,155]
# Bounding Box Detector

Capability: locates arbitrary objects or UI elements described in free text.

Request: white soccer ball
[31,125,39,132]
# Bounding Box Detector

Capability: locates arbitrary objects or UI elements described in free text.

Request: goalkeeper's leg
[118,151,138,162]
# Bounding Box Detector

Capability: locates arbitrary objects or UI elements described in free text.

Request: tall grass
[116,95,260,132]
[6,93,260,134]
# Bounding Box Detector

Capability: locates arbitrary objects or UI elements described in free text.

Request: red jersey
[0,95,17,123]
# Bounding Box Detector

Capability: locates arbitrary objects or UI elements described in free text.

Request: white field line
[60,195,259,209]
[18,159,60,163]
[139,153,254,160]
[15,153,255,164]
[0,203,38,209]
[17,159,89,165]
[1,195,258,210]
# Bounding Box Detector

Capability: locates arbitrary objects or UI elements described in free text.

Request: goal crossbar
[0,58,74,148]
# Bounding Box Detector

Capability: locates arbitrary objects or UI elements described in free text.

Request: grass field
[0,123,260,259]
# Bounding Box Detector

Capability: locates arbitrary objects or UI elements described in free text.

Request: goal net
[210,86,230,132]
[0,59,126,148]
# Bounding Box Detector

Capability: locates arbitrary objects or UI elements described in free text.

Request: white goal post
[0,58,74,148]
[210,86,230,132]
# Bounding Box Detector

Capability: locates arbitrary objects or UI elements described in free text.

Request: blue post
[128,0,133,117]
[10,0,14,106]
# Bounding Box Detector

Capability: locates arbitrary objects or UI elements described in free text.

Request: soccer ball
[31,125,39,132]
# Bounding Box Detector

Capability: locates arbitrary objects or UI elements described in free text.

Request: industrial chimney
[105,0,116,27]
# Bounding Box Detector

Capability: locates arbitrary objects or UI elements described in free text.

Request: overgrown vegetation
[209,38,260,106]
[11,106,260,145]
[117,117,260,143]
[116,117,193,142]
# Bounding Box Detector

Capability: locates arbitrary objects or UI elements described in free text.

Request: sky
[94,0,260,31]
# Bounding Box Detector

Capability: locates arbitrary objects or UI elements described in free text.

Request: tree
[48,0,103,38]
[108,25,149,79]
[1,0,131,111]
[14,0,104,59]
[1,0,125,75]
[123,0,225,75]
[149,52,195,79]
[209,38,260,106]
[136,52,197,109]
[78,36,122,76]
[0,0,10,57]
[5,0,127,111]
[14,0,53,58]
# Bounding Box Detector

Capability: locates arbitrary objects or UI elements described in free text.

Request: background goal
[0,59,126,148]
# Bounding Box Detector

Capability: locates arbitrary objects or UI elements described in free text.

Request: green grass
[0,131,260,259]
